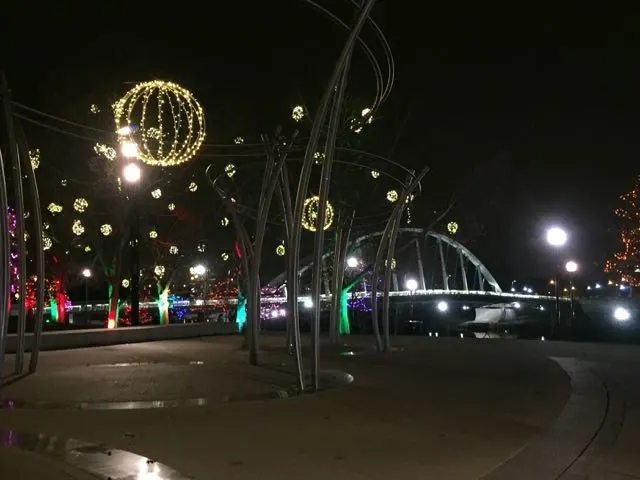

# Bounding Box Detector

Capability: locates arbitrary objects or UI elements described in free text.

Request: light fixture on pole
[122,156,142,326]
[346,256,358,268]
[546,226,568,338]
[565,260,578,334]
[123,162,141,183]
[81,268,91,310]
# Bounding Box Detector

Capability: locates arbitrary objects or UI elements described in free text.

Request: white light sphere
[405,278,418,291]
[436,301,448,312]
[123,163,141,183]
[565,261,578,273]
[546,227,567,247]
[346,257,358,268]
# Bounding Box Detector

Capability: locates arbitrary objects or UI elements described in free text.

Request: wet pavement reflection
[0,428,193,479]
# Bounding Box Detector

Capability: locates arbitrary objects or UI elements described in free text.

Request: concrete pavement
[1,335,639,479]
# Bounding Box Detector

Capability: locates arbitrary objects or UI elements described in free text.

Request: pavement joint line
[481,356,607,480]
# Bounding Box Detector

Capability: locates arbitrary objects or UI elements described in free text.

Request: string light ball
[234,136,244,145]
[276,244,286,256]
[221,217,229,227]
[47,203,63,214]
[313,152,324,165]
[221,252,230,261]
[122,278,130,288]
[168,203,176,211]
[196,243,206,253]
[43,236,52,250]
[94,143,116,161]
[29,149,40,170]
[72,220,85,236]
[90,104,101,114]
[386,190,398,202]
[169,245,179,255]
[447,222,459,235]
[113,80,206,167]
[370,170,380,179]
[302,195,334,232]
[100,224,113,236]
[61,179,68,187]
[73,198,89,212]
[154,265,166,278]
[225,164,236,178]
[149,229,158,239]
[151,188,162,199]
[84,245,92,252]
[292,105,305,122]
[188,182,198,192]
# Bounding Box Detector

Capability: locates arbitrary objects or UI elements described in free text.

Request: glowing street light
[346,257,358,268]
[120,140,138,158]
[123,162,141,183]
[192,264,206,276]
[614,306,631,322]
[546,227,568,247]
[565,261,578,273]
[436,301,448,312]
[82,268,92,278]
[405,278,418,292]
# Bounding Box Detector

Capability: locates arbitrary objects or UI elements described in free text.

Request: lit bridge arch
[268,228,502,295]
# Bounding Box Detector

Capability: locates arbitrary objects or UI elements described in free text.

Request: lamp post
[546,226,567,338]
[565,260,578,337]
[82,268,91,310]
[406,278,418,334]
[123,156,141,325]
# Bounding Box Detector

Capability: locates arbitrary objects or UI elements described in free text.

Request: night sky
[4,1,640,287]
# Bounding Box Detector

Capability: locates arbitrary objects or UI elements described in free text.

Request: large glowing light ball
[346,257,359,268]
[406,278,418,291]
[614,306,631,322]
[113,80,206,167]
[301,195,334,232]
[565,261,578,273]
[436,301,449,312]
[546,227,567,247]
[123,163,141,183]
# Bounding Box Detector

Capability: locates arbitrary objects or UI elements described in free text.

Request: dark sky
[4,1,640,286]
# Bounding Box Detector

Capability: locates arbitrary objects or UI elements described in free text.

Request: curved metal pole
[381,167,430,351]
[329,222,343,344]
[11,148,27,373]
[1,75,27,373]
[276,165,304,393]
[0,150,9,386]
[290,0,378,390]
[310,47,354,390]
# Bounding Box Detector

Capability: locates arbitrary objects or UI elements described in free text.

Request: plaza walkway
[1,334,639,479]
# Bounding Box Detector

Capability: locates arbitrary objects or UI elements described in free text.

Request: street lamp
[120,140,138,158]
[565,261,578,334]
[123,162,141,183]
[346,256,358,268]
[546,226,567,337]
[405,278,418,292]
[81,268,91,311]
[192,264,206,276]
[123,158,142,325]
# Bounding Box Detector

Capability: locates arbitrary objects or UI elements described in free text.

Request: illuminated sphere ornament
[149,229,158,239]
[169,245,179,255]
[93,143,116,161]
[154,265,165,278]
[234,136,244,145]
[29,149,40,170]
[122,279,130,288]
[84,245,92,252]
[73,198,89,212]
[47,203,63,214]
[276,243,285,256]
[188,182,198,192]
[313,152,324,165]
[447,221,459,235]
[43,236,52,250]
[100,224,113,236]
[301,195,334,232]
[60,179,68,187]
[196,243,206,253]
[168,203,176,211]
[72,219,85,236]
[386,190,398,203]
[225,164,236,178]
[221,252,230,261]
[370,170,380,179]
[221,216,229,227]
[151,188,162,199]
[292,105,305,122]
[113,80,206,167]
[90,104,101,114]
